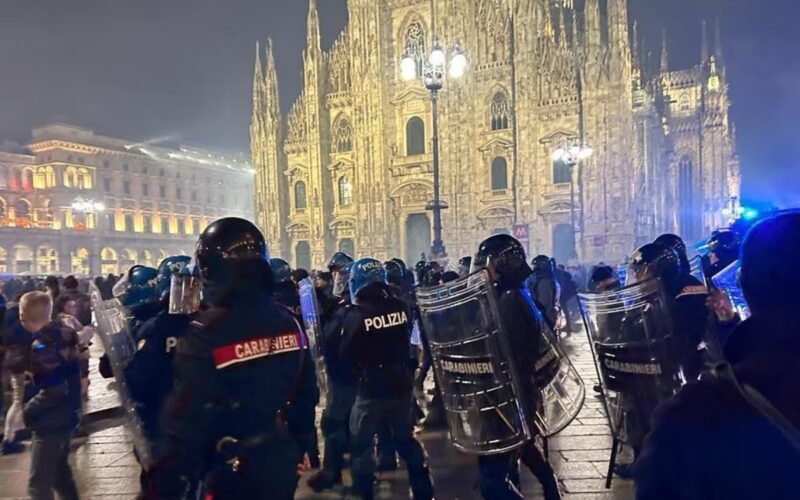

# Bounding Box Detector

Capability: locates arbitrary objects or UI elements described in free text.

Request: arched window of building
[64,166,78,188]
[71,248,89,275]
[39,199,54,228]
[78,168,92,189]
[678,155,696,239]
[22,168,34,190]
[13,245,33,273]
[338,176,353,206]
[679,93,690,111]
[34,167,55,188]
[406,117,425,156]
[490,92,511,131]
[339,238,355,257]
[36,247,58,274]
[404,21,426,77]
[142,250,154,267]
[295,241,311,271]
[15,199,30,225]
[120,249,137,269]
[553,159,571,184]
[332,116,353,153]
[9,168,22,189]
[491,157,508,190]
[294,181,307,210]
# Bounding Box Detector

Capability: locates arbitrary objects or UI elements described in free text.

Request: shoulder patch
[212,331,302,369]
[676,285,709,299]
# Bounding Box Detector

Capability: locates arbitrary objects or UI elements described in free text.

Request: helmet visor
[332,270,348,298]
[169,274,202,314]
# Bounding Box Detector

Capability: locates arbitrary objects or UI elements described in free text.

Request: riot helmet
[327,252,354,273]
[457,256,472,277]
[169,260,202,315]
[472,234,532,289]
[155,255,191,301]
[390,257,407,271]
[707,230,740,271]
[332,261,354,298]
[384,260,405,287]
[414,260,427,285]
[417,261,443,287]
[531,254,554,275]
[627,243,681,287]
[114,265,159,309]
[269,258,294,285]
[654,233,691,274]
[349,258,388,304]
[195,217,271,305]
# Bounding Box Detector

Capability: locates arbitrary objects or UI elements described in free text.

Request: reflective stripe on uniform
[212,332,302,369]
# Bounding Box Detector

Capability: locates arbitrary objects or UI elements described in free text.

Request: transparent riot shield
[89,282,154,468]
[578,278,686,448]
[298,278,328,403]
[531,307,586,437]
[689,255,707,287]
[416,271,531,455]
[711,260,750,320]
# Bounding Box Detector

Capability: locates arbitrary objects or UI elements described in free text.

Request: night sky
[1,0,797,207]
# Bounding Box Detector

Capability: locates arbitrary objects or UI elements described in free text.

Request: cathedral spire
[584,0,601,50]
[660,29,669,72]
[571,6,579,47]
[632,20,640,65]
[607,0,629,58]
[264,38,280,120]
[306,0,321,52]
[542,0,554,40]
[557,3,567,46]
[714,16,724,61]
[252,41,266,116]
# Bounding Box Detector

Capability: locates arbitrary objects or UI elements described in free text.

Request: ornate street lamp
[400,42,466,260]
[552,141,593,259]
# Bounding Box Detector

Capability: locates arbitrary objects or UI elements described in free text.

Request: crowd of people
[0,211,798,499]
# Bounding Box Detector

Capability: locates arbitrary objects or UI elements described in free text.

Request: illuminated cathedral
[251,0,740,269]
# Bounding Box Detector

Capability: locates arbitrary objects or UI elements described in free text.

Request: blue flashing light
[742,208,759,221]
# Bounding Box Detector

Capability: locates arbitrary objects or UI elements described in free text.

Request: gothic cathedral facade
[251,0,740,269]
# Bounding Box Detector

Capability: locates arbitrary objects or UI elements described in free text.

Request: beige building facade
[252,0,740,269]
[0,123,253,276]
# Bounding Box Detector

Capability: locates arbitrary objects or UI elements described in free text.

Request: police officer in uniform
[704,229,740,277]
[306,262,357,492]
[161,218,319,499]
[653,233,693,276]
[629,243,709,381]
[457,256,472,278]
[123,255,193,498]
[270,257,302,319]
[340,258,434,500]
[472,235,562,500]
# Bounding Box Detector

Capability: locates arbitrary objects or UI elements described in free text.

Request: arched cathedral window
[332,117,353,153]
[491,157,508,190]
[406,117,425,156]
[338,176,353,207]
[490,92,510,131]
[404,21,426,77]
[294,181,307,210]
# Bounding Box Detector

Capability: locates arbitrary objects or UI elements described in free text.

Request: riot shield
[711,260,750,320]
[578,278,686,448]
[416,271,531,455]
[532,310,586,438]
[298,278,328,402]
[89,282,154,468]
[689,255,707,287]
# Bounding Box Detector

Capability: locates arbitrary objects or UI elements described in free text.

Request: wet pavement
[0,333,634,499]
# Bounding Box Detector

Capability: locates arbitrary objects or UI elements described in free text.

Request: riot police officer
[123,256,194,498]
[528,255,560,330]
[270,257,302,319]
[628,243,709,380]
[307,261,356,492]
[340,258,434,500]
[162,218,319,499]
[473,235,562,500]
[114,265,162,340]
[654,233,692,276]
[457,256,472,278]
[704,229,740,277]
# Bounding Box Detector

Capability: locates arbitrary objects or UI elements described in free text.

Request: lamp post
[71,197,105,229]
[400,41,466,260]
[552,141,593,259]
